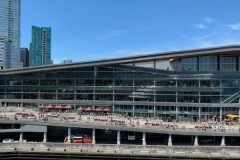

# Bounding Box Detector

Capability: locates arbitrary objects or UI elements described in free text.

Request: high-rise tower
[0,0,21,69]
[30,26,52,67]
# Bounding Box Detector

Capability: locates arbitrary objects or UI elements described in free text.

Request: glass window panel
[135,61,154,68]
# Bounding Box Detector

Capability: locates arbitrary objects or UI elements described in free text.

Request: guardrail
[1,117,240,136]
[0,143,240,159]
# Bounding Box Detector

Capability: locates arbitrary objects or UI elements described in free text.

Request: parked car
[2,139,18,143]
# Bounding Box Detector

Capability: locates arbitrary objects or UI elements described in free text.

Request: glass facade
[30,26,52,67]
[0,46,240,122]
[0,0,21,68]
[177,54,239,71]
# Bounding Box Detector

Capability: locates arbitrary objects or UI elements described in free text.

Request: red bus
[72,136,83,143]
[64,135,74,143]
[64,135,92,144]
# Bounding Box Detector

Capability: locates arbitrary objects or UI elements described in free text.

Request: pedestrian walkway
[1,106,240,133]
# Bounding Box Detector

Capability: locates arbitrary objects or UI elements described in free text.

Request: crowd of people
[1,106,240,134]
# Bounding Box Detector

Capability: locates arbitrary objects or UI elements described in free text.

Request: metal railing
[1,116,240,136]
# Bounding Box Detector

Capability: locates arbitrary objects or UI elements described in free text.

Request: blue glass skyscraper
[30,26,52,67]
[0,0,21,69]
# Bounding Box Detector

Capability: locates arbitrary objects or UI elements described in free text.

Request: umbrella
[85,107,92,111]
[77,106,84,110]
[45,105,53,109]
[227,114,239,119]
[55,105,63,109]
[103,107,111,112]
[64,105,72,109]
[95,107,103,111]
[39,104,46,108]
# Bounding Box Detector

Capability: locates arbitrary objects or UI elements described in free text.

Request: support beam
[43,132,47,143]
[68,127,71,143]
[176,106,179,121]
[220,107,223,122]
[221,136,225,146]
[112,105,115,114]
[92,129,96,144]
[117,130,120,145]
[19,132,23,142]
[198,107,201,123]
[168,134,172,146]
[153,106,156,118]
[194,135,198,146]
[132,105,135,117]
[142,132,146,145]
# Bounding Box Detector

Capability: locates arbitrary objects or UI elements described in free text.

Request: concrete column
[176,106,179,121]
[153,106,156,118]
[68,127,71,143]
[220,107,223,122]
[113,88,115,114]
[198,107,201,123]
[168,134,172,146]
[194,135,198,146]
[221,136,225,146]
[132,105,135,117]
[43,132,47,143]
[142,132,146,145]
[19,132,23,142]
[153,81,156,118]
[112,105,115,114]
[117,130,121,145]
[92,128,96,144]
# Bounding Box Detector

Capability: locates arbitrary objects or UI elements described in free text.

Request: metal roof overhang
[0,45,240,75]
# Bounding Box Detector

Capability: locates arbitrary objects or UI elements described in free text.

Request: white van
[2,139,15,143]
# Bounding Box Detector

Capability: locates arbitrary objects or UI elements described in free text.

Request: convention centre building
[1,45,240,122]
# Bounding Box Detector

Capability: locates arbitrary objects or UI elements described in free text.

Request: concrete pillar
[117,130,120,145]
[220,107,223,122]
[168,134,172,146]
[153,106,156,118]
[19,132,23,142]
[221,136,225,146]
[198,107,201,123]
[92,128,96,144]
[68,127,71,143]
[194,135,198,146]
[112,105,115,114]
[132,105,135,117]
[142,132,146,145]
[176,106,179,121]
[43,132,47,143]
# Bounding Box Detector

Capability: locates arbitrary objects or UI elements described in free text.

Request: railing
[221,91,240,103]
[1,116,240,136]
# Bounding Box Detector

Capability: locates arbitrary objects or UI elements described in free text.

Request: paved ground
[1,106,240,132]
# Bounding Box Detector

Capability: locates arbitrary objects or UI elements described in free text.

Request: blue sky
[21,0,240,63]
